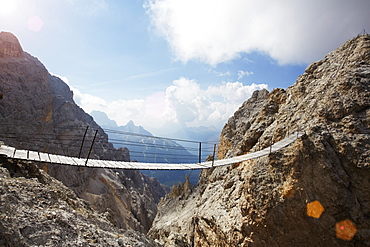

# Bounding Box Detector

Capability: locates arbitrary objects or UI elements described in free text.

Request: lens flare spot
[306,200,324,218]
[0,0,18,16]
[336,219,357,241]
[28,16,44,32]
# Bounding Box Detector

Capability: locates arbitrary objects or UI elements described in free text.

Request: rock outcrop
[0,32,122,161]
[0,32,23,58]
[0,31,166,234]
[0,157,161,246]
[149,35,370,246]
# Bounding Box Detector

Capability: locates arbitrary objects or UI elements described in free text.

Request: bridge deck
[0,132,304,170]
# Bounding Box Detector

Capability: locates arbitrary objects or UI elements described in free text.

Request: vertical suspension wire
[198,142,202,163]
[78,126,89,158]
[85,129,98,166]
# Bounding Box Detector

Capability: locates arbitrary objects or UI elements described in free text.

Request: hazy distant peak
[123,120,152,136]
[90,110,118,128]
[126,120,135,126]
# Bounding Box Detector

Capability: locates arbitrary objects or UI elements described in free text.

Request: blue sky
[1,0,369,135]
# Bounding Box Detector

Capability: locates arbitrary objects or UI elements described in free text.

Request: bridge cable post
[198,142,202,164]
[297,125,299,139]
[212,144,216,167]
[287,126,289,138]
[85,129,98,166]
[78,126,89,158]
[269,133,273,154]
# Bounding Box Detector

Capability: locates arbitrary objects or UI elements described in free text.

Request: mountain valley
[90,110,202,186]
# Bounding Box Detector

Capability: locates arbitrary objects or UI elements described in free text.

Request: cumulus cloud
[55,74,267,129]
[161,77,268,127]
[72,87,148,127]
[53,74,147,126]
[145,0,370,65]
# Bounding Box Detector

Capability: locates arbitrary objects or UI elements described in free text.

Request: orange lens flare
[306,200,324,219]
[336,219,357,241]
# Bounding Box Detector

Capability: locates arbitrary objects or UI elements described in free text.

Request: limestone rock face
[0,32,166,234]
[218,89,269,158]
[149,35,370,246]
[0,157,161,246]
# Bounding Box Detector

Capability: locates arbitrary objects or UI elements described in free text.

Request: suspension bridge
[2,34,365,170]
[0,131,304,170]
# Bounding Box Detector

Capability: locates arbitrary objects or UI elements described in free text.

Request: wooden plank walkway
[0,132,304,170]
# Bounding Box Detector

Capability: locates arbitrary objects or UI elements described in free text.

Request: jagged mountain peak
[0,31,24,58]
[0,32,167,235]
[149,35,370,246]
[127,119,135,126]
[90,110,152,136]
[123,119,148,134]
[90,110,118,128]
[218,34,370,160]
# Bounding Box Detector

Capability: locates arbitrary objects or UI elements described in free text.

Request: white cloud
[164,77,267,127]
[145,0,370,65]
[237,70,254,80]
[54,74,267,129]
[209,69,232,77]
[73,88,108,112]
[216,71,231,77]
[73,87,147,126]
[66,0,108,15]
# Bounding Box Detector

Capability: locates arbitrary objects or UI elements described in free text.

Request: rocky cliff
[0,32,123,160]
[0,31,166,234]
[0,157,161,246]
[149,34,370,246]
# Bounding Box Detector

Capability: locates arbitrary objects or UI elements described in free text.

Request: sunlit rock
[149,34,370,246]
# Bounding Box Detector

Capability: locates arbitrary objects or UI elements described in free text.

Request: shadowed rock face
[149,35,370,246]
[0,158,162,246]
[0,32,121,160]
[0,32,166,234]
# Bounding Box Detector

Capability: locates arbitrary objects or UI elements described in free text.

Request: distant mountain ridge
[91,110,197,163]
[91,110,202,186]
[92,110,152,135]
